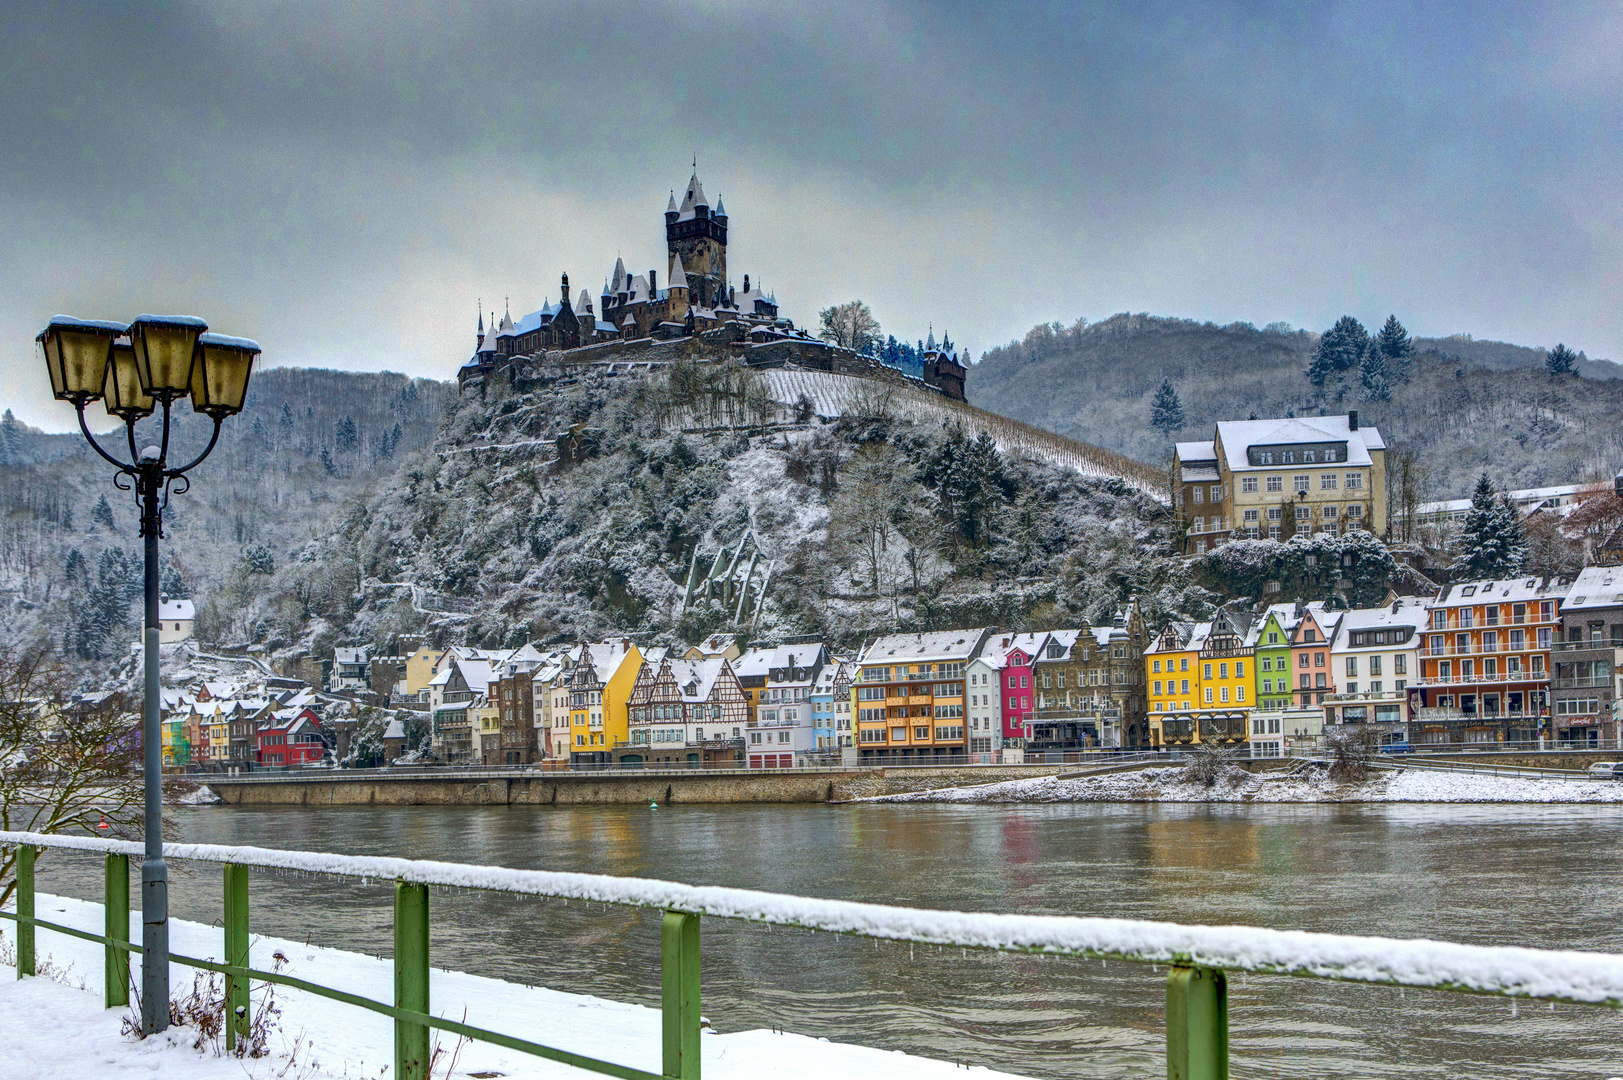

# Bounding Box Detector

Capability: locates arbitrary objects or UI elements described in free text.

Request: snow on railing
[3,830,1620,1007]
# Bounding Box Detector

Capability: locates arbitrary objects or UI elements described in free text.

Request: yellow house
[568,640,642,766]
[1144,616,1253,748]
[405,644,446,698]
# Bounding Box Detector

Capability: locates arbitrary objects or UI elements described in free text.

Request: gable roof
[1213,414,1385,472]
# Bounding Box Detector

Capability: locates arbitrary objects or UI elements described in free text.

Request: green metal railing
[3,831,1623,1080]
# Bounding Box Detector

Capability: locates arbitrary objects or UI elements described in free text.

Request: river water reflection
[32,801,1623,1079]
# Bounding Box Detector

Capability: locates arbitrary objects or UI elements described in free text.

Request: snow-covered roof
[1416,484,1588,518]
[596,320,617,333]
[668,254,688,290]
[159,598,195,621]
[1214,415,1385,472]
[861,629,990,665]
[1562,566,1623,611]
[575,289,593,313]
[676,172,709,221]
[383,718,406,740]
[713,196,726,218]
[1175,440,1217,463]
[1331,600,1424,647]
[1433,576,1564,608]
[610,257,626,292]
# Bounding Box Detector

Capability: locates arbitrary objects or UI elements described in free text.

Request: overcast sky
[3,1,1619,430]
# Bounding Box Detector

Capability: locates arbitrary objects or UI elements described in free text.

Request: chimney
[649,270,657,295]
[1348,410,1359,431]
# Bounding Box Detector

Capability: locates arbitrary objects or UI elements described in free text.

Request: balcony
[1551,640,1623,654]
[1413,672,1546,687]
[1551,676,1613,689]
[1420,642,1544,657]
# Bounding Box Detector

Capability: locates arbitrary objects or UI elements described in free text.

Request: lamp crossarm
[165,417,223,478]
[74,404,138,476]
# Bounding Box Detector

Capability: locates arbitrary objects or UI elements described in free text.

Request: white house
[158,596,195,643]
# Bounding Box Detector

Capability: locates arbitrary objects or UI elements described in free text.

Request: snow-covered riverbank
[2,894,1033,1080]
[867,764,1623,804]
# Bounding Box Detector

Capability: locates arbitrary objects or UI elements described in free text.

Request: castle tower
[666,171,727,310]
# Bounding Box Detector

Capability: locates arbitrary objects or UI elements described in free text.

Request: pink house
[1000,644,1037,742]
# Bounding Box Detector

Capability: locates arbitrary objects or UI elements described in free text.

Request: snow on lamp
[127,314,208,400]
[190,333,259,418]
[103,340,156,421]
[37,316,126,403]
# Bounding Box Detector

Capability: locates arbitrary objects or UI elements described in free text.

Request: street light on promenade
[37,314,258,1033]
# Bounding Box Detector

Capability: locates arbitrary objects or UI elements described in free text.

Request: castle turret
[560,272,570,308]
[666,170,727,309]
[665,192,679,227]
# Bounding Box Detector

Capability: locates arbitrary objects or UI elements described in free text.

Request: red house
[256,707,325,768]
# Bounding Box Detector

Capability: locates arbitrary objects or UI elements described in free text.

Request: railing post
[661,910,701,1080]
[395,881,430,1080]
[1166,965,1228,1080]
[105,853,130,1007]
[224,863,249,1051]
[15,845,35,978]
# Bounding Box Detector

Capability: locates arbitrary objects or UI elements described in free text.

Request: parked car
[1586,762,1623,780]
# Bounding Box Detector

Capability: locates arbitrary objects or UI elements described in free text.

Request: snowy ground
[867,763,1623,804]
[2,894,1034,1080]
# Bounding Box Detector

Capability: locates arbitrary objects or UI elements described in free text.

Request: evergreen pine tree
[335,415,359,453]
[1307,316,1369,391]
[1359,344,1390,401]
[1374,315,1413,383]
[1150,378,1186,434]
[160,562,190,599]
[1449,474,1523,578]
[92,494,115,531]
[1545,343,1578,376]
[1494,494,1527,574]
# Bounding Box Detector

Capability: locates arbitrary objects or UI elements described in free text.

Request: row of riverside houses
[377,606,1153,768]
[1144,568,1623,753]
[159,678,328,771]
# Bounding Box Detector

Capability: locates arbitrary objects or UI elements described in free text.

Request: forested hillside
[196,353,1206,662]
[0,368,454,667]
[969,314,1623,500]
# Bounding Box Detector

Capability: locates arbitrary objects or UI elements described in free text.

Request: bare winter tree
[817,300,881,353]
[0,645,190,906]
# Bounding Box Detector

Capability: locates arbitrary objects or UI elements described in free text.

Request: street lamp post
[38,314,257,1034]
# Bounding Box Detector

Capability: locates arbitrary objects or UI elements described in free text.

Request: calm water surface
[33,802,1623,1079]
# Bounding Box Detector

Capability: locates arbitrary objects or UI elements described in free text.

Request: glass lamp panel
[39,317,125,402]
[38,334,64,400]
[129,315,207,396]
[103,342,156,421]
[192,333,260,417]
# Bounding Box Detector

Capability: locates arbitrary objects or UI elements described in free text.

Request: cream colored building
[1174,412,1387,555]
[404,644,446,698]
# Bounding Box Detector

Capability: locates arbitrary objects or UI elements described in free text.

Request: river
[31,802,1623,1079]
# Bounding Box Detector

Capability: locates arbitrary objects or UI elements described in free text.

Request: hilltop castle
[459,171,968,402]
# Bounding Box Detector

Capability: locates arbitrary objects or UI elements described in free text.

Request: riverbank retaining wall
[204,765,1074,807]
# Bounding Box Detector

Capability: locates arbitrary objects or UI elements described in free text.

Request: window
[1236,661,1245,678]
[1243,509,1259,523]
[1008,697,1018,710]
[1007,675,1017,687]
[1395,680,1406,692]
[1267,475,1283,492]
[1181,658,1189,671]
[1236,686,1245,702]
[1315,652,1326,667]
[1295,506,1311,521]
[1020,676,1029,688]
[1344,473,1363,490]
[1192,487,1204,504]
[1321,474,1338,490]
[1204,688,1214,703]
[1210,485,1223,501]
[1180,679,1190,694]
[1241,477,1258,493]
[1294,475,1310,492]
[1154,680,1162,695]
[1346,682,1358,694]
[1347,504,1363,519]
[1262,678,1273,693]
[1153,660,1161,673]
[1303,451,1317,463]
[1346,656,1358,676]
[1203,664,1213,679]
[1323,504,1338,519]
[859,729,884,743]
[1393,655,1406,674]
[913,725,930,739]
